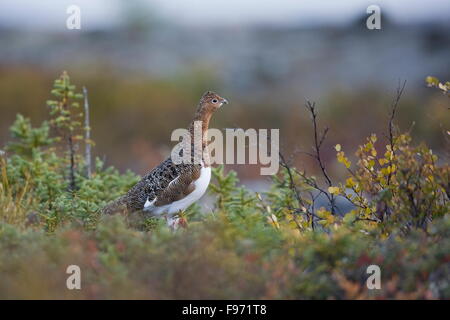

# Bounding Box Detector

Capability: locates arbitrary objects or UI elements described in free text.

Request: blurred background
[0,0,449,185]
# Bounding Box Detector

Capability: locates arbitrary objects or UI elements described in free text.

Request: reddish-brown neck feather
[189,105,213,148]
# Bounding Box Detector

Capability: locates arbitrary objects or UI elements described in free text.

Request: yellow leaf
[344,159,351,168]
[426,76,439,86]
[345,177,355,188]
[335,144,341,152]
[371,149,377,157]
[328,186,340,195]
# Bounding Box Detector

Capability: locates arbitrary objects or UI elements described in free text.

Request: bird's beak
[221,98,229,105]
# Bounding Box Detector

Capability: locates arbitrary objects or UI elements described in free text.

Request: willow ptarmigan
[101,91,228,228]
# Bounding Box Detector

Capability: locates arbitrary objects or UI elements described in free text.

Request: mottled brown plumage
[102,91,228,218]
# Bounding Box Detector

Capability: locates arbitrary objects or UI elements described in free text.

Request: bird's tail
[101,195,128,215]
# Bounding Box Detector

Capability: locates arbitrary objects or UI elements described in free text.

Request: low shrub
[0,73,448,299]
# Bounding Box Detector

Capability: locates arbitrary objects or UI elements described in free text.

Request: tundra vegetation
[0,73,448,299]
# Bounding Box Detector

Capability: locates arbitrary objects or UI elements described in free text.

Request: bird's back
[123,157,202,213]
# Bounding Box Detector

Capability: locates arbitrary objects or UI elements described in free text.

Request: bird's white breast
[144,165,211,215]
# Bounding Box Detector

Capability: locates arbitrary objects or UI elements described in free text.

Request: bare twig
[279,152,304,208]
[386,80,407,186]
[388,80,407,150]
[305,101,336,214]
[277,101,338,229]
[62,83,76,192]
[83,86,92,179]
[68,135,76,192]
[279,151,316,230]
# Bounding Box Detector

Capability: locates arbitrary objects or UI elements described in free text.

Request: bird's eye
[212,99,218,103]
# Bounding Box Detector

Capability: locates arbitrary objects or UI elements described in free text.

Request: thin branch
[279,151,305,208]
[305,100,336,214]
[68,135,76,192]
[279,151,316,230]
[305,101,332,186]
[62,83,76,192]
[83,86,92,179]
[386,80,407,186]
[388,80,407,150]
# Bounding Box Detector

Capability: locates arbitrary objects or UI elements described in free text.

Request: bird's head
[198,91,228,114]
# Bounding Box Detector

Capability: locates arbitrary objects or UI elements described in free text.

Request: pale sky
[0,0,449,30]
